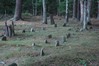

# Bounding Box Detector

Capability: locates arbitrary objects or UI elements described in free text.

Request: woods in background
[0,0,99,31]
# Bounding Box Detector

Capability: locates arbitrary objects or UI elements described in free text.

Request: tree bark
[97,1,99,20]
[32,0,35,16]
[14,0,22,21]
[35,0,37,16]
[42,0,47,24]
[87,0,91,24]
[80,0,84,23]
[50,14,55,25]
[73,0,76,19]
[77,0,80,21]
[64,0,69,25]
[83,0,87,30]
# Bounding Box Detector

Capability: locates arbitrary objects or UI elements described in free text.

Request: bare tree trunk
[80,0,87,31]
[73,0,76,19]
[58,0,61,16]
[64,0,69,25]
[97,1,99,20]
[32,0,35,16]
[83,0,87,29]
[4,21,15,37]
[35,0,37,16]
[42,0,47,24]
[87,0,91,25]
[80,0,84,23]
[77,0,80,21]
[50,14,55,25]
[13,0,22,21]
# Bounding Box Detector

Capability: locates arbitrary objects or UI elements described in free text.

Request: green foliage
[0,0,98,17]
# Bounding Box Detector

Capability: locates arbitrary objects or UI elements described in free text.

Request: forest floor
[0,16,99,66]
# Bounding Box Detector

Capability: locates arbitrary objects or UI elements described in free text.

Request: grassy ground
[0,16,99,66]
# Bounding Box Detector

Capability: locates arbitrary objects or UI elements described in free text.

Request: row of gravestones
[45,33,71,46]
[22,22,68,33]
[32,33,71,56]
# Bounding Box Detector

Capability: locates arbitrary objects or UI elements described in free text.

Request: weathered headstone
[47,34,52,39]
[62,36,66,43]
[30,28,35,32]
[32,43,35,47]
[40,48,44,56]
[22,29,25,33]
[42,27,46,30]
[63,23,66,27]
[1,36,7,41]
[55,40,60,47]
[8,63,17,66]
[67,33,71,38]
[54,24,57,27]
[45,40,49,44]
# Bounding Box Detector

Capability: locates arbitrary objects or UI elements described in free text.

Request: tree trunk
[64,0,69,25]
[80,0,84,23]
[32,0,35,16]
[87,0,91,24]
[14,0,22,21]
[50,14,55,25]
[73,0,76,19]
[97,1,99,20]
[42,0,47,24]
[83,0,87,30]
[35,0,37,16]
[77,0,80,21]
[4,21,15,37]
[58,0,61,16]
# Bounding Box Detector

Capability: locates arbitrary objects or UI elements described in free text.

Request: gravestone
[1,36,7,41]
[54,24,57,27]
[47,34,52,39]
[30,28,35,32]
[40,48,44,56]
[22,29,25,33]
[55,40,60,47]
[67,33,71,38]
[8,63,17,66]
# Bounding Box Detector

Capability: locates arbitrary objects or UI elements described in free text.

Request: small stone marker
[45,40,49,44]
[47,34,52,39]
[42,27,46,30]
[1,36,7,41]
[40,48,44,56]
[63,23,66,27]
[32,43,35,47]
[30,28,35,32]
[22,29,25,33]
[62,36,66,43]
[67,33,71,38]
[8,63,17,66]
[55,40,60,47]
[54,24,57,27]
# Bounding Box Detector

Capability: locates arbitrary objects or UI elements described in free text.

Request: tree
[97,0,99,19]
[47,0,57,25]
[87,0,91,25]
[72,0,76,19]
[80,0,87,31]
[13,0,22,21]
[80,0,84,23]
[64,0,69,25]
[42,0,47,24]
